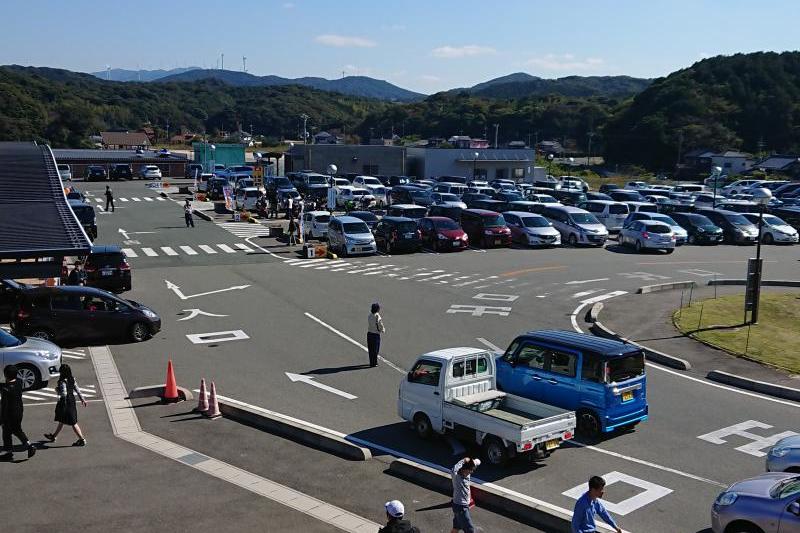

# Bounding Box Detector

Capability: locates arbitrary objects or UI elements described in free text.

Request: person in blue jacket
[571,475,622,533]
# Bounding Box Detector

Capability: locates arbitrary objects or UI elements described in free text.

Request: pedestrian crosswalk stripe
[199,245,217,254]
[234,243,253,252]
[217,244,236,254]
[94,198,102,203]
[161,246,178,256]
[23,383,99,403]
[296,258,328,268]
[217,222,272,238]
[142,247,158,257]
[25,390,58,398]
[144,197,153,202]
[157,197,166,201]
[131,197,141,202]
[180,245,198,255]
[121,248,137,257]
[120,198,129,202]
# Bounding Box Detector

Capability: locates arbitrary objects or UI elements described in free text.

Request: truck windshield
[606,352,645,382]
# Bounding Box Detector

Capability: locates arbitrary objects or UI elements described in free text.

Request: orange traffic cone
[194,378,209,413]
[205,381,221,418]
[161,359,180,403]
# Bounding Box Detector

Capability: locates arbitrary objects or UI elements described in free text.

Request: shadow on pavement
[303,364,372,375]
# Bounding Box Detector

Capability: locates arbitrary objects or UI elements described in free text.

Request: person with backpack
[0,365,36,461]
[287,216,298,246]
[43,364,87,447]
[104,185,115,212]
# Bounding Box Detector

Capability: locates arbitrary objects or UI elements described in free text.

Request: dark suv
[68,199,97,241]
[84,245,132,292]
[11,286,161,344]
[696,209,758,244]
[185,163,204,178]
[85,165,107,181]
[669,212,723,245]
[460,209,511,248]
[373,217,422,254]
[109,164,133,180]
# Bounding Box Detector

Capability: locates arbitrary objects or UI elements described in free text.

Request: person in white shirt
[367,302,386,367]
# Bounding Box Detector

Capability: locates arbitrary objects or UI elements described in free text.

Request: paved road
[77,180,800,532]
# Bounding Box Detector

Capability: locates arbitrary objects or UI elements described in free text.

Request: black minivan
[696,209,758,244]
[84,245,132,293]
[68,199,97,241]
[11,286,160,344]
[671,212,723,245]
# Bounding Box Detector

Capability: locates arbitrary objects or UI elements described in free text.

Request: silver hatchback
[767,435,800,473]
[712,473,800,533]
[1,328,61,389]
[619,220,676,253]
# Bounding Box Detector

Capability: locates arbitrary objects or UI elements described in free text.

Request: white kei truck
[398,347,577,466]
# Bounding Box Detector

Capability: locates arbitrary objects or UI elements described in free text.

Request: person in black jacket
[379,500,419,533]
[0,365,36,460]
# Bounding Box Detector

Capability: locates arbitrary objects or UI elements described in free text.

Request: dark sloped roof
[0,142,92,259]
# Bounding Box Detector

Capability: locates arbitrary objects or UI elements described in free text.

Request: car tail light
[642,231,650,239]
[523,442,533,450]
[564,431,573,440]
[16,309,30,320]
[119,262,130,271]
[671,235,677,240]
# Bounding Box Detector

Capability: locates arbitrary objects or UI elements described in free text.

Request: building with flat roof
[407,147,537,181]
[52,149,188,178]
[286,144,406,176]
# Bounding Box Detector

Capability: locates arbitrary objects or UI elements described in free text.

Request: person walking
[287,216,297,246]
[0,365,36,461]
[66,261,86,286]
[451,457,480,533]
[367,302,385,367]
[184,199,195,228]
[379,500,419,533]
[43,364,88,447]
[269,190,278,219]
[571,475,622,533]
[104,185,115,212]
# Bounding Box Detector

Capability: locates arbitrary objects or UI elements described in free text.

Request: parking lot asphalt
[65,180,800,532]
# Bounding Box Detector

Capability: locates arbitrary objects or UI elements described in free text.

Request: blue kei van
[495,330,648,437]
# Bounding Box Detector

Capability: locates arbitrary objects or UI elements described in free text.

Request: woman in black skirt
[43,364,87,447]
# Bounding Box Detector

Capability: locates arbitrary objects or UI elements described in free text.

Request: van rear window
[607,352,645,382]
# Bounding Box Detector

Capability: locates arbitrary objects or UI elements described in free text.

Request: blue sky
[2,0,799,93]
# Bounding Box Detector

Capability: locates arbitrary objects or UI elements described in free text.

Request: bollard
[697,302,704,331]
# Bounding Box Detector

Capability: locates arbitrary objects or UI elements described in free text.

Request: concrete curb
[587,302,603,323]
[128,384,194,401]
[707,371,800,402]
[217,399,372,461]
[590,320,692,371]
[637,281,696,294]
[707,279,800,287]
[194,209,213,222]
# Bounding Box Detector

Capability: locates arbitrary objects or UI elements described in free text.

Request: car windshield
[343,222,370,234]
[502,192,523,200]
[314,215,330,223]
[273,178,291,187]
[538,195,558,203]
[393,221,418,233]
[771,478,800,499]
[352,190,367,196]
[607,352,645,382]
[433,219,460,230]
[0,329,22,348]
[762,215,786,226]
[351,212,377,222]
[362,178,381,185]
[684,214,712,226]
[653,215,678,226]
[571,213,600,225]
[522,216,550,228]
[484,215,506,227]
[307,176,326,184]
[71,205,95,223]
[727,214,751,225]
[439,193,459,202]
[647,224,671,234]
[609,204,629,214]
[87,253,123,266]
[402,208,427,218]
[410,191,431,200]
[246,190,261,198]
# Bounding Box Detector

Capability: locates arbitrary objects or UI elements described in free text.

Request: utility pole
[493,123,499,149]
[221,53,224,70]
[676,129,684,170]
[300,113,310,144]
[242,56,247,72]
[587,131,595,166]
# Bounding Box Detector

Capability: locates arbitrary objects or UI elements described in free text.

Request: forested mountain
[459,74,651,99]
[157,69,425,102]
[90,67,200,82]
[604,51,800,168]
[0,66,387,147]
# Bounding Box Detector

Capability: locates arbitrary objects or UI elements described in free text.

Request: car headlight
[142,309,158,319]
[437,234,447,240]
[484,230,494,235]
[770,447,791,457]
[715,492,738,506]
[697,228,705,233]
[34,350,58,360]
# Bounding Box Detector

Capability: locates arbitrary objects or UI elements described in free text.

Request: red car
[418,217,468,252]
[460,209,512,248]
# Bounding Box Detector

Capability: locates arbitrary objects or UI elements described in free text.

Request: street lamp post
[748,187,773,324]
[473,152,479,181]
[547,153,554,179]
[711,166,722,209]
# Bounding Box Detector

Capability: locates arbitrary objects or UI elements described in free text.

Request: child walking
[44,364,87,447]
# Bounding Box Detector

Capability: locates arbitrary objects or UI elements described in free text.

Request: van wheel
[413,413,433,440]
[14,364,41,391]
[577,410,602,439]
[130,322,150,343]
[483,436,509,466]
[29,329,54,342]
[688,234,696,245]
[568,234,578,247]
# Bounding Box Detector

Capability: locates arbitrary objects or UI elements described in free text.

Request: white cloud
[342,64,374,76]
[431,45,496,59]
[314,34,377,48]
[420,74,441,82]
[282,2,294,8]
[524,54,605,72]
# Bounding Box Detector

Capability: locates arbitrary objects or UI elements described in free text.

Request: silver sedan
[0,328,61,389]
[767,435,800,473]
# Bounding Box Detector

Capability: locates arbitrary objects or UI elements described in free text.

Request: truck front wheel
[482,436,509,466]
[577,409,602,439]
[413,413,433,440]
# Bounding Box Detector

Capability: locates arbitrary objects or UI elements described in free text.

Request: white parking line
[570,291,628,333]
[131,197,141,202]
[121,248,137,258]
[476,337,502,352]
[198,245,217,254]
[180,246,198,256]
[572,289,603,298]
[565,278,610,285]
[161,247,178,256]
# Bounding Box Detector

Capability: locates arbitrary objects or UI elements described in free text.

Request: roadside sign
[744,258,762,311]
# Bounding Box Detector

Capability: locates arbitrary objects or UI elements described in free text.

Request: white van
[327,216,377,257]
[577,200,629,232]
[234,187,262,211]
[542,205,608,247]
[57,164,72,181]
[625,201,658,214]
[301,210,331,240]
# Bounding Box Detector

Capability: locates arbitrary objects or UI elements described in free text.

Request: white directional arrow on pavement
[164,280,250,300]
[285,373,357,400]
[118,227,156,240]
[177,308,229,321]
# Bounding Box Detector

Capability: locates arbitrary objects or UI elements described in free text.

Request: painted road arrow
[285,373,357,400]
[164,280,251,300]
[118,227,156,240]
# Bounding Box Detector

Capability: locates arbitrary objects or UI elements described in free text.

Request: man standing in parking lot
[571,475,622,533]
[451,457,480,533]
[66,261,86,286]
[367,302,385,367]
[184,199,194,228]
[104,185,115,212]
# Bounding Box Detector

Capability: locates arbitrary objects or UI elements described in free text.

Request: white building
[407,147,537,181]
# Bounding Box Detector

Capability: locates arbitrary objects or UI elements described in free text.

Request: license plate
[494,238,501,245]
[545,438,560,450]
[101,270,113,276]
[404,232,414,238]
[622,391,634,402]
[452,241,460,247]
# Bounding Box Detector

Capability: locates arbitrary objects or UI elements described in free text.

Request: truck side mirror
[789,501,800,516]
